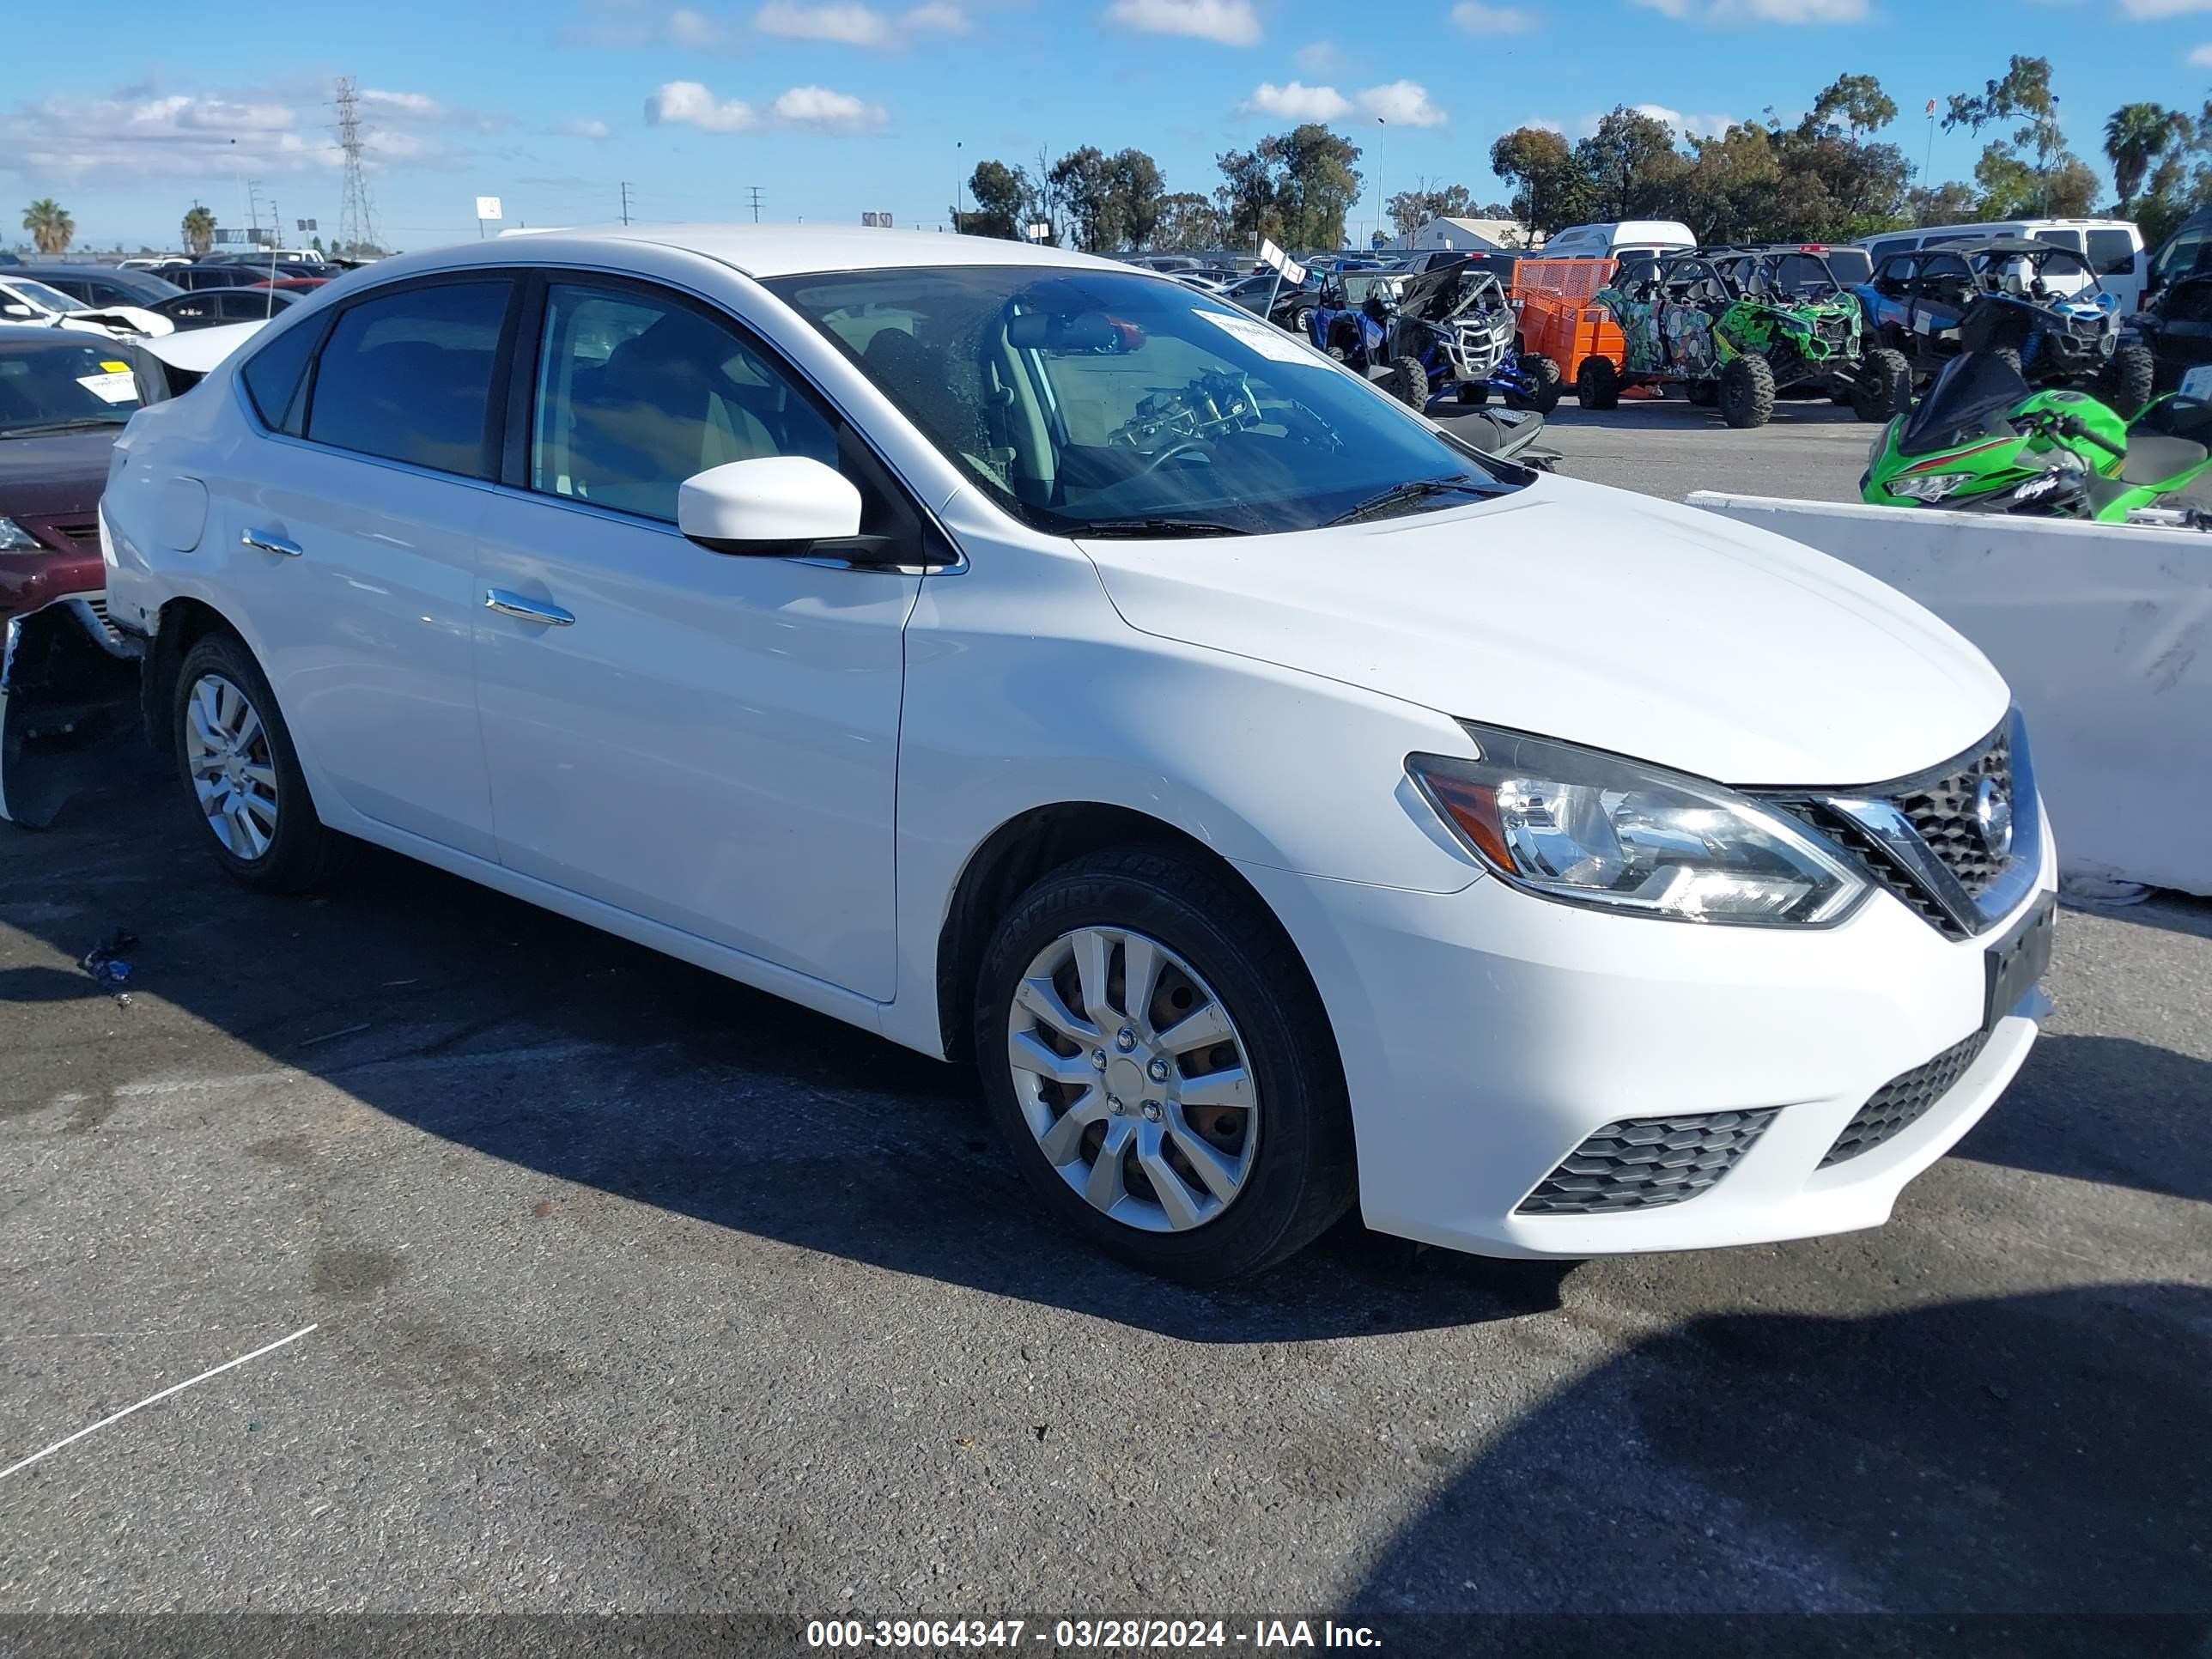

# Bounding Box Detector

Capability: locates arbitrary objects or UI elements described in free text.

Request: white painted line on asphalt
[0,1323,317,1482]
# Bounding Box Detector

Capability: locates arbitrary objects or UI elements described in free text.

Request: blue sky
[6,0,2208,252]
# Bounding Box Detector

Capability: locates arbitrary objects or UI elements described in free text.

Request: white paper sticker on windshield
[76,369,140,404]
[1195,307,1326,368]
[2183,366,2212,404]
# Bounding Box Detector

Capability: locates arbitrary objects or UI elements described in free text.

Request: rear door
[212,273,517,858]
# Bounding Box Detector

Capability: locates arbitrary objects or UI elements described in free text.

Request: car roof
[479,223,1115,280]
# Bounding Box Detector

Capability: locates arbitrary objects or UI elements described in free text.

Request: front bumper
[1237,811,2057,1259]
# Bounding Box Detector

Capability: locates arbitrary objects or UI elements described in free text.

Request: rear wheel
[1389,355,1429,408]
[1851,348,1912,422]
[1992,346,2025,381]
[172,631,348,893]
[1510,354,1563,414]
[2103,343,2155,416]
[974,848,1356,1284]
[1577,355,1621,410]
[1718,355,1777,428]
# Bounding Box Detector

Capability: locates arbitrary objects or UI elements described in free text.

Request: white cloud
[1242,81,1352,121]
[1450,2,1536,29]
[1293,40,1340,71]
[1579,103,1733,138]
[667,7,725,45]
[563,5,738,48]
[753,1,965,45]
[556,116,613,139]
[646,80,760,130]
[770,84,890,127]
[2124,0,2212,14]
[1358,80,1448,127]
[1102,0,1261,46]
[647,79,889,131]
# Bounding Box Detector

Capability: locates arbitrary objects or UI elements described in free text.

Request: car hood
[1075,472,2009,787]
[0,425,118,518]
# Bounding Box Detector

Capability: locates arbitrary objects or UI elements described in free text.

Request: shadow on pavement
[1959,1032,2212,1206]
[1350,1284,2212,1620]
[1545,398,1873,432]
[0,769,1573,1344]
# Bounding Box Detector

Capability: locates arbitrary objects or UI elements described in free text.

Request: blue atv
[1306,258,1562,413]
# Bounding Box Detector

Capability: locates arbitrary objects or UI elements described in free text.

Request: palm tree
[21,198,73,256]
[182,204,216,256]
[2105,103,2192,214]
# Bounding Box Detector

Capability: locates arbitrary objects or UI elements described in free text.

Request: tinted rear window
[2086,229,2137,277]
[240,319,321,434]
[304,281,510,477]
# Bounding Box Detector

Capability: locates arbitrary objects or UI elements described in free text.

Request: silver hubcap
[184,672,279,860]
[1006,927,1258,1234]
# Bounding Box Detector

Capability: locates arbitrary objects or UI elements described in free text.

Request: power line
[333,76,378,255]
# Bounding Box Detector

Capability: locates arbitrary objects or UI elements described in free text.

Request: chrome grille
[50,520,100,550]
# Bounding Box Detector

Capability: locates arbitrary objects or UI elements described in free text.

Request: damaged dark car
[0,326,142,829]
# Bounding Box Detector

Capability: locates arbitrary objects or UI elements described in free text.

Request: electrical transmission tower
[333,76,379,256]
[748,185,763,223]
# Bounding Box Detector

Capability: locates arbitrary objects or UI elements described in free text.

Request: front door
[471,276,919,1000]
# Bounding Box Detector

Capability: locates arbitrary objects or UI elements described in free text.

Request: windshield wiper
[0,417,127,438]
[1079,517,1255,538]
[1327,475,1496,527]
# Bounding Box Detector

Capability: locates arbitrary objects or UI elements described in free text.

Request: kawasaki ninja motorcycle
[1863,352,2212,522]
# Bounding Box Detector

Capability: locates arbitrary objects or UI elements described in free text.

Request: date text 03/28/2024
[804,1619,1384,1650]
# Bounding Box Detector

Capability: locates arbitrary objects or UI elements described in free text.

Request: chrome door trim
[240,528,302,557]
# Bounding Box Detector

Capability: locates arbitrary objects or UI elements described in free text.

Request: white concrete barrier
[1688,493,2212,896]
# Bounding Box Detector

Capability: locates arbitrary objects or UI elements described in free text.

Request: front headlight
[1407,724,1869,927]
[0,516,48,553]
[1890,471,1971,502]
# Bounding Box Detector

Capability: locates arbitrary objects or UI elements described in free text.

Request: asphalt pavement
[1,427,2206,1646]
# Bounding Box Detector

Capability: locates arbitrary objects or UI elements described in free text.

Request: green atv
[1583,246,1909,429]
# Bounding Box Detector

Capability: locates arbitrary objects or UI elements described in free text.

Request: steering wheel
[1139,439,1214,475]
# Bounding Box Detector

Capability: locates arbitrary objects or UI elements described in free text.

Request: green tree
[1386,179,1476,238]
[1907,180,1980,225]
[181,204,216,255]
[2105,103,2192,213]
[1772,74,1912,234]
[1050,146,1117,252]
[1489,126,1589,244]
[1680,124,1784,243]
[1262,124,1364,250]
[1945,56,2081,216]
[22,198,73,255]
[1575,107,1686,223]
[1155,191,1223,250]
[1214,146,1279,249]
[963,159,1025,239]
[2044,156,2100,217]
[1108,149,1165,250]
[1806,73,1897,142]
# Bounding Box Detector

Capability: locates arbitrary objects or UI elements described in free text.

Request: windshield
[1899,352,2031,453]
[766,264,1523,536]
[0,337,142,433]
[4,279,88,315]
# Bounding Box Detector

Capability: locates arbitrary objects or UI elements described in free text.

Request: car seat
[568,314,778,518]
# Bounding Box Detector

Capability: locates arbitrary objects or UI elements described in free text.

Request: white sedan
[0,275,173,340]
[98,227,2056,1280]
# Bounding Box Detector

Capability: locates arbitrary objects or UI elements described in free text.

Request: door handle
[483,589,575,628]
[241,528,301,557]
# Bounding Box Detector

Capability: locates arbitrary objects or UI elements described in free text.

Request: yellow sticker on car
[100,360,131,374]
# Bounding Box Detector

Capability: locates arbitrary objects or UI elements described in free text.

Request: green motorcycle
[1863,351,2212,522]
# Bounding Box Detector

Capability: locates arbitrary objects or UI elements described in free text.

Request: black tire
[1577,355,1621,410]
[1992,346,2024,381]
[1456,382,1490,406]
[2103,343,2155,417]
[1851,347,1911,422]
[1511,354,1563,414]
[1718,354,1777,428]
[972,847,1356,1285]
[171,630,349,894]
[1686,379,1718,408]
[1389,354,1429,408]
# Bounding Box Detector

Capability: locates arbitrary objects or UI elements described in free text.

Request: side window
[1866,238,1912,264]
[528,282,840,522]
[305,280,512,477]
[2033,229,2084,254]
[239,316,323,435]
[1874,257,1917,298]
[2155,233,2206,285]
[2085,229,2138,278]
[1918,256,1971,303]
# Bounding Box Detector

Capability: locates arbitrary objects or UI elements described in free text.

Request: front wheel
[973,847,1355,1283]
[1509,354,1563,414]
[1718,355,1777,428]
[1851,348,1912,422]
[1389,355,1429,408]
[173,630,349,892]
[2103,343,2155,417]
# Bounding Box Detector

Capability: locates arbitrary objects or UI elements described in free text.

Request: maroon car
[0,325,142,826]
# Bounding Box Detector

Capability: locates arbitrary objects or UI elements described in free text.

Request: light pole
[954,139,964,234]
[1374,116,1387,252]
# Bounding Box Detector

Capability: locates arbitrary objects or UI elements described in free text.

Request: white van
[1541,220,1697,265]
[1856,220,2144,310]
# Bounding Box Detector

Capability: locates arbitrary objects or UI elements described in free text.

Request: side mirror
[2,304,33,319]
[678,455,864,556]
